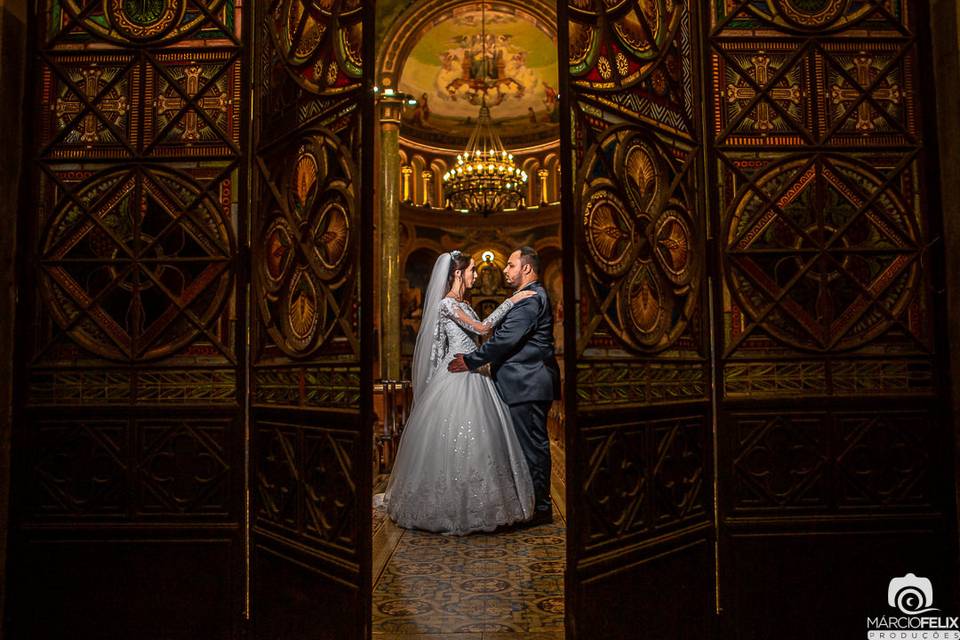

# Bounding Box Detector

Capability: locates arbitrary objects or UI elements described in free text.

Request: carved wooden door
[560,1,955,638]
[11,0,249,637]
[249,0,374,638]
[560,1,716,638]
[706,2,954,637]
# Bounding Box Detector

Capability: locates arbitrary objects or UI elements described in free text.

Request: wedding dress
[383,257,535,535]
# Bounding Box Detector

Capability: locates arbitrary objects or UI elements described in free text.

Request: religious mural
[398,7,559,146]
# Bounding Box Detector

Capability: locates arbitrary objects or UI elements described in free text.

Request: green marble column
[379,94,404,379]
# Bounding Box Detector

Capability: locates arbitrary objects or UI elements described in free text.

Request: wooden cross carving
[155,64,229,141]
[726,54,802,134]
[830,54,901,134]
[54,66,129,144]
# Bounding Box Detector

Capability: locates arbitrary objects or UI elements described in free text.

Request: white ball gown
[384,296,535,535]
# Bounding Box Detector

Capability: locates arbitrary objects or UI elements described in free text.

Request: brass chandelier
[441,4,527,215]
[442,102,528,215]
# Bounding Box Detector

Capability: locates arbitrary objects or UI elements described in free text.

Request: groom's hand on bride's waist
[448,354,468,373]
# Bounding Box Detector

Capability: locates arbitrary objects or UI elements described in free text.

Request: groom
[448,246,560,522]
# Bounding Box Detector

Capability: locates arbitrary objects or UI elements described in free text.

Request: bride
[383,250,536,534]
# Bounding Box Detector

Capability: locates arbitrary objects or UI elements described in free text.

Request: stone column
[538,168,549,205]
[379,93,404,379]
[401,164,413,203]
[421,170,433,207]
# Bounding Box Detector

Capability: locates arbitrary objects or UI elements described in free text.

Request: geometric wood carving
[255,132,358,358]
[39,166,235,361]
[724,155,923,352]
[255,422,358,555]
[139,419,231,515]
[730,410,936,512]
[577,127,701,353]
[580,413,708,551]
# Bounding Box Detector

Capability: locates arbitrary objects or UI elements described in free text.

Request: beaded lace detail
[425,297,513,387]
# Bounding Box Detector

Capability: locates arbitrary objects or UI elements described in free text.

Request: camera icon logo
[888,573,939,615]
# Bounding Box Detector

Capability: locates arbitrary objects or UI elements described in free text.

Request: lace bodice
[425,297,513,386]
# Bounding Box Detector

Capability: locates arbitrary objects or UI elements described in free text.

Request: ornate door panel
[11,1,247,638]
[250,0,373,638]
[707,1,954,636]
[560,1,715,637]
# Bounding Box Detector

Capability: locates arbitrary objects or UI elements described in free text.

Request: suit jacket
[463,281,560,406]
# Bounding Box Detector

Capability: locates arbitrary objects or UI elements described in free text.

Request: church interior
[370,1,567,634]
[2,0,960,638]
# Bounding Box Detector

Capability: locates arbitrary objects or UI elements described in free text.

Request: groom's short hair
[518,246,540,275]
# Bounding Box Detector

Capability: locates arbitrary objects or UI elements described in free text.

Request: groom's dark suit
[462,281,560,512]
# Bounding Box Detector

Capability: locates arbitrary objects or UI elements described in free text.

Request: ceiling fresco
[395,6,559,148]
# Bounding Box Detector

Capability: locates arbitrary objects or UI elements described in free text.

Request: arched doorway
[371,2,567,633]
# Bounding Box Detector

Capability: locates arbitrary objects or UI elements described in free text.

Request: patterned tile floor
[373,503,388,536]
[372,507,565,639]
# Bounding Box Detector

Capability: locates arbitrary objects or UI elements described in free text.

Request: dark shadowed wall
[0,0,27,629]
[930,0,960,579]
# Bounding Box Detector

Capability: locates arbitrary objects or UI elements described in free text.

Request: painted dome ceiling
[380,0,559,150]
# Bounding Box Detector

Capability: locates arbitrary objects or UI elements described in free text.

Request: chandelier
[442,102,528,215]
[441,4,527,215]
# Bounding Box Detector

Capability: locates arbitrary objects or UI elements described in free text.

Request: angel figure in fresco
[542,82,558,111]
[406,93,430,127]
[542,82,560,122]
[440,50,458,71]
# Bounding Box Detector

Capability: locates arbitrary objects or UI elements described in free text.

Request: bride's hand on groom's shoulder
[509,290,537,304]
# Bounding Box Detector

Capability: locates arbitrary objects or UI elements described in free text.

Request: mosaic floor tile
[374,505,388,536]
[372,634,484,639]
[373,518,565,635]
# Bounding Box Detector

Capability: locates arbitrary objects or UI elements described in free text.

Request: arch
[543,153,560,204]
[522,157,542,206]
[429,158,449,208]
[410,155,427,206]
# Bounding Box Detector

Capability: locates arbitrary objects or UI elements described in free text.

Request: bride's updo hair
[447,250,471,291]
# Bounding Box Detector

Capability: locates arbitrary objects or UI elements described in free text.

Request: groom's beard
[515,279,536,293]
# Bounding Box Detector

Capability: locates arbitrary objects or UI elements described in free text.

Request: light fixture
[441,3,527,215]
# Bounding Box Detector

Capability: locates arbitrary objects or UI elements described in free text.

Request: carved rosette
[58,0,227,45]
[268,0,363,94]
[255,131,356,357]
[568,0,682,90]
[38,166,235,361]
[746,0,874,33]
[577,127,700,352]
[724,155,923,352]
